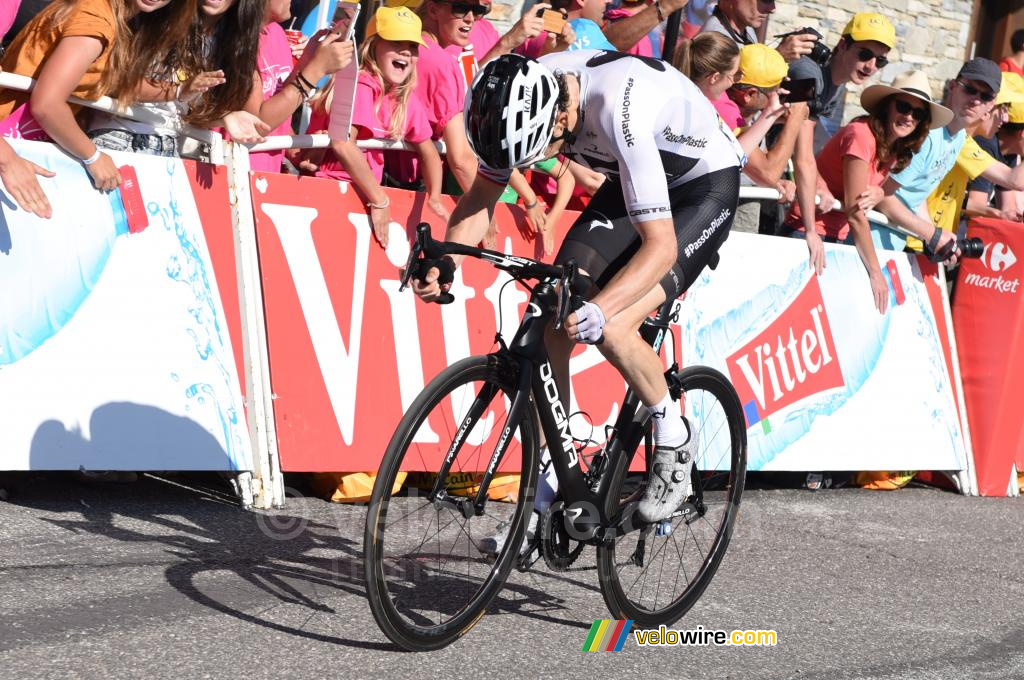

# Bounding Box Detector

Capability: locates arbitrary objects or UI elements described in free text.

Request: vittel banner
[683,232,968,473]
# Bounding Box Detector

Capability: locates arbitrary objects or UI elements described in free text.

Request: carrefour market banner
[0,139,251,471]
[682,232,968,473]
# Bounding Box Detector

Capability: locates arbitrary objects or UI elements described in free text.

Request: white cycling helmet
[464,54,561,170]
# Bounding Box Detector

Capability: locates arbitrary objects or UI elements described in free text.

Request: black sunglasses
[956,79,997,102]
[892,99,928,122]
[856,47,889,69]
[437,0,491,18]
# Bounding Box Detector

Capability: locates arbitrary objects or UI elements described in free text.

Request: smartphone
[536,8,567,34]
[330,0,360,41]
[117,165,149,235]
[780,77,817,104]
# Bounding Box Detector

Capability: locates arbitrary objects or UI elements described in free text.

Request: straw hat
[860,70,954,129]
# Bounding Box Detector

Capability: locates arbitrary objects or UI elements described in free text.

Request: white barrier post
[225,141,285,508]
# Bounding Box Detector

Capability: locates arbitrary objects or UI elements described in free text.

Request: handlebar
[399,223,585,330]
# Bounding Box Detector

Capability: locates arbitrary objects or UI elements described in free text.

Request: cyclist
[412,50,744,530]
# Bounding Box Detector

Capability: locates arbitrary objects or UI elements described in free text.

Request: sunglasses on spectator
[856,48,888,68]
[956,79,996,102]
[437,0,491,18]
[892,99,928,122]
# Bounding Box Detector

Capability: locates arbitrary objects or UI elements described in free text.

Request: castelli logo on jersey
[727,275,844,422]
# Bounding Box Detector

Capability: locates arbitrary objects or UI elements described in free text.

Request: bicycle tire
[364,354,539,651]
[595,365,746,627]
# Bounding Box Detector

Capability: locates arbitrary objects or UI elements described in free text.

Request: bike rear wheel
[596,365,746,627]
[364,354,538,651]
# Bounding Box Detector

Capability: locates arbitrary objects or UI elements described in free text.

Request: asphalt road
[1,472,1023,680]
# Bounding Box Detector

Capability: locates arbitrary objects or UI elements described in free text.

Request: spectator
[673,31,739,103]
[699,0,817,63]
[702,42,804,232]
[176,0,279,144]
[600,0,687,56]
[0,0,196,191]
[789,12,894,272]
[876,59,1024,259]
[970,75,1024,220]
[247,0,354,172]
[304,6,448,246]
[785,71,943,312]
[395,0,550,242]
[603,0,655,57]
[999,29,1024,77]
[0,0,54,219]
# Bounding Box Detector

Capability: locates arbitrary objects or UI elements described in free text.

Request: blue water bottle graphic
[688,250,897,470]
[0,159,142,366]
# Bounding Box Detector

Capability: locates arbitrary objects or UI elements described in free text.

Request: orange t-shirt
[1000,57,1024,77]
[786,120,893,240]
[0,0,117,120]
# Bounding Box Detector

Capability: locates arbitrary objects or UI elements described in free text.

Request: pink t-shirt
[1,1,19,38]
[786,119,893,240]
[309,70,432,183]
[712,92,744,131]
[604,6,653,57]
[250,22,293,173]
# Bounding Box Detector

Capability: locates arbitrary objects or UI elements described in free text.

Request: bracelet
[81,148,101,166]
[654,0,665,21]
[289,79,310,100]
[296,72,316,92]
[523,200,539,210]
[367,196,390,210]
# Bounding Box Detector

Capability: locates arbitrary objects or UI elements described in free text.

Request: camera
[776,27,831,66]
[957,237,985,259]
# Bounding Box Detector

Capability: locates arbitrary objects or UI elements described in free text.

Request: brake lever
[398,240,422,292]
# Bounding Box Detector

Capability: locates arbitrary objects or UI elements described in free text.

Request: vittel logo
[964,242,1020,295]
[727,275,844,422]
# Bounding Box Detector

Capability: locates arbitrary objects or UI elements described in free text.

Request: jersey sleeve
[608,73,671,222]
[957,135,996,181]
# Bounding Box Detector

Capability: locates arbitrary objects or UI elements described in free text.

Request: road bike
[364,224,747,651]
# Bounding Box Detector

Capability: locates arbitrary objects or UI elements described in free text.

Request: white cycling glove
[573,301,606,344]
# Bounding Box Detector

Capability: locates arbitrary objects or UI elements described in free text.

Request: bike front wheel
[364,354,538,651]
[596,365,746,627]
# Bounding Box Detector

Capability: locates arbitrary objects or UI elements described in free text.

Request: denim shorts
[89,128,179,158]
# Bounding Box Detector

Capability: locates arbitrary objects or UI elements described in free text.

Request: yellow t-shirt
[0,0,116,120]
[910,136,995,251]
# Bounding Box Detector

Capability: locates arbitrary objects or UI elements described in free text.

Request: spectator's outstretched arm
[481,5,548,64]
[414,138,450,222]
[540,158,576,256]
[568,161,605,194]
[742,100,806,186]
[792,118,824,273]
[966,188,1018,221]
[331,126,392,248]
[978,160,1024,192]
[30,35,120,191]
[259,34,354,130]
[508,169,548,238]
[603,0,687,53]
[0,138,55,219]
[874,177,958,260]
[842,156,886,313]
[442,113,478,193]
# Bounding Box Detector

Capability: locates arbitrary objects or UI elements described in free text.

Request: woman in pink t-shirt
[304,6,446,248]
[785,79,942,312]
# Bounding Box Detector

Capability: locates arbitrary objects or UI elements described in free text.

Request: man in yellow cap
[715,43,808,232]
[788,12,895,272]
[966,73,1024,221]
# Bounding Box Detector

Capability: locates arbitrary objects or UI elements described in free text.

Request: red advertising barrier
[953,218,1024,495]
[248,174,677,472]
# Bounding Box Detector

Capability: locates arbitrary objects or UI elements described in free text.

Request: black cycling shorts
[554,166,740,300]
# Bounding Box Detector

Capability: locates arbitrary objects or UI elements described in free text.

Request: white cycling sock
[535,446,558,515]
[647,392,687,448]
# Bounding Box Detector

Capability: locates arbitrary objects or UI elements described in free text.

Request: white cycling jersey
[479,49,745,222]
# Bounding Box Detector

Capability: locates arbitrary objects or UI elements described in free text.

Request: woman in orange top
[0,0,195,191]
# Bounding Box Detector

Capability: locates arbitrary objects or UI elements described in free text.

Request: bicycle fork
[428,357,534,518]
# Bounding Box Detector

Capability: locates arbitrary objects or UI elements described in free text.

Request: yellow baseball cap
[737,44,787,89]
[383,0,423,8]
[842,13,896,49]
[366,6,426,45]
[997,72,1024,106]
[1008,99,1024,124]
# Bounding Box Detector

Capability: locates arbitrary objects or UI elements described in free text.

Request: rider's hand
[408,264,445,302]
[565,300,606,344]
